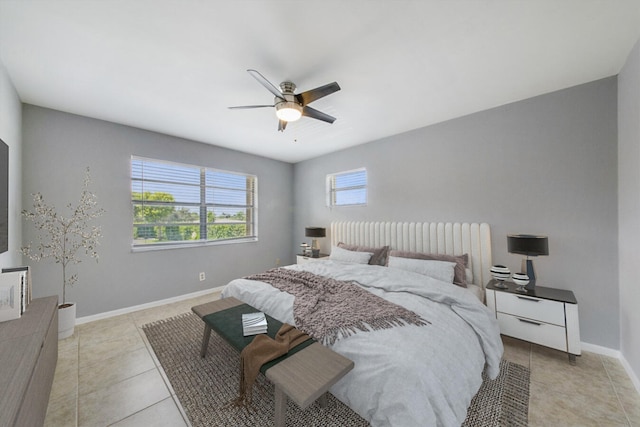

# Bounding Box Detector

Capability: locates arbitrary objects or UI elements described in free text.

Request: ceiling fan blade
[228,105,274,109]
[247,69,284,100]
[302,106,336,123]
[278,120,288,132]
[296,82,341,105]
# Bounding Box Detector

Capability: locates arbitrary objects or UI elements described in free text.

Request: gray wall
[293,77,619,349]
[0,59,23,270]
[22,105,294,317]
[618,39,640,382]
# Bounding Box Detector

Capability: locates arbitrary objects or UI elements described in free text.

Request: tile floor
[44,292,640,426]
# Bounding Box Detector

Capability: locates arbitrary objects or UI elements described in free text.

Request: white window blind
[131,157,257,248]
[327,168,367,207]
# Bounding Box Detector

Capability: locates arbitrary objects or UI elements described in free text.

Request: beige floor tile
[529,346,633,426]
[170,293,221,312]
[78,369,170,426]
[109,396,188,427]
[55,343,79,379]
[603,355,638,391]
[77,313,134,335]
[530,347,612,396]
[79,346,156,395]
[79,319,140,348]
[617,386,640,425]
[529,379,631,426]
[44,390,77,427]
[138,320,183,398]
[171,394,192,427]
[58,330,79,351]
[79,328,145,369]
[46,337,79,427]
[154,356,178,397]
[131,305,184,327]
[601,355,640,424]
[188,291,221,305]
[501,335,531,368]
[130,292,220,328]
[138,326,163,367]
[49,362,78,403]
[55,337,79,383]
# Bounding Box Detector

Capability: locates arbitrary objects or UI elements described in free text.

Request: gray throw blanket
[245,268,429,345]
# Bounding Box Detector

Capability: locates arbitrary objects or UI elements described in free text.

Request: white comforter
[221,261,503,427]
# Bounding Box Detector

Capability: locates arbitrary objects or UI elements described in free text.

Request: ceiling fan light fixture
[275,101,303,122]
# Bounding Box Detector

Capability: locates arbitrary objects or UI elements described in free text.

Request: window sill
[131,237,258,253]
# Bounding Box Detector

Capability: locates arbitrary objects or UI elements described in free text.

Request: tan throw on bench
[234,323,311,407]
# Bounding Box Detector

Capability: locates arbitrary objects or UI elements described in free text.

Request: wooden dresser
[0,296,58,426]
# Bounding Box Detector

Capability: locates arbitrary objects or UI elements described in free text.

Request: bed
[221,221,503,427]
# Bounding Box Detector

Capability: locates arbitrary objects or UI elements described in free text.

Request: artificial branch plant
[21,167,105,306]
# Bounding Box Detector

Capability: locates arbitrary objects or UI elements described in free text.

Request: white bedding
[221,260,503,427]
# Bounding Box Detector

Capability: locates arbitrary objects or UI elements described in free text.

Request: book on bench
[242,311,268,336]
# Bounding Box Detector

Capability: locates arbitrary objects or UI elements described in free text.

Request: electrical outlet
[199,272,205,281]
[276,258,281,266]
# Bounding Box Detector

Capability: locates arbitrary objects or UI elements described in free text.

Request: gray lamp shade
[507,234,549,257]
[305,227,326,238]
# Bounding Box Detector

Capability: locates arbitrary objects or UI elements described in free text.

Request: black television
[0,138,7,254]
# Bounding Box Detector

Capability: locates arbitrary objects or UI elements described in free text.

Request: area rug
[143,312,530,427]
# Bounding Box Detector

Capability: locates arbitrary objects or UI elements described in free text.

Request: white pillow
[329,245,373,264]
[465,267,473,285]
[387,256,456,283]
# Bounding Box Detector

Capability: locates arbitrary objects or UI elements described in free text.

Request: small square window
[326,168,367,207]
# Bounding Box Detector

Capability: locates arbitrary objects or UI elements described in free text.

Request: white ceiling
[1,1,639,163]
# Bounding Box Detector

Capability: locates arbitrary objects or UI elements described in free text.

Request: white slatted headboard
[331,221,492,290]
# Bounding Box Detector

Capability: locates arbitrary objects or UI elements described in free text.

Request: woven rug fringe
[141,311,193,329]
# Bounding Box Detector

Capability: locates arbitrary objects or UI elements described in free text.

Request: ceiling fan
[229,69,341,132]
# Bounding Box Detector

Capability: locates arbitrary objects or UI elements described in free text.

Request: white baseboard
[582,341,640,394]
[581,341,620,358]
[75,286,224,325]
[619,354,640,394]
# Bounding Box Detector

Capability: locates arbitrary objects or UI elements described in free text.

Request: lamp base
[311,239,320,258]
[522,259,537,291]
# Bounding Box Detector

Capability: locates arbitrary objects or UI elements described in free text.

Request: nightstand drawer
[495,292,565,326]
[497,312,567,351]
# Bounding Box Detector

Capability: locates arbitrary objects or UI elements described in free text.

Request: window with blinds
[131,157,257,248]
[326,168,367,207]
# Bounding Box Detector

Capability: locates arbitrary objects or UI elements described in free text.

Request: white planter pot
[58,302,76,339]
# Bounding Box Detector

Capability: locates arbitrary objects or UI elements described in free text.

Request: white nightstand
[485,281,581,363]
[296,253,329,264]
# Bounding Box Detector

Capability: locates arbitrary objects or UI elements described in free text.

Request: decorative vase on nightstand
[512,272,530,293]
[490,265,510,289]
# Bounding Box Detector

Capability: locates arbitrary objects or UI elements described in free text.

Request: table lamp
[507,234,549,290]
[305,227,326,258]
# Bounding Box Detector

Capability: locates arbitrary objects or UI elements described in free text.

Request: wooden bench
[192,297,354,427]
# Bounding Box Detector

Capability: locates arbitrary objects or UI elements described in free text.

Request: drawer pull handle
[516,296,540,302]
[518,318,542,326]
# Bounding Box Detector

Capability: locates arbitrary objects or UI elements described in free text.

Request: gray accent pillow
[388,250,469,288]
[338,242,390,266]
